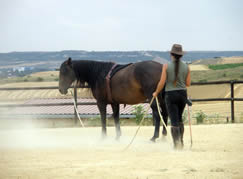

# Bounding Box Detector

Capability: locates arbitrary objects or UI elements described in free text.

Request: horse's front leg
[97,102,107,139]
[111,103,121,140]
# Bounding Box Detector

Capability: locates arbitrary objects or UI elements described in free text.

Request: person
[153,44,191,149]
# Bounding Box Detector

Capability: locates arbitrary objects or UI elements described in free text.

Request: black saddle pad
[110,63,133,78]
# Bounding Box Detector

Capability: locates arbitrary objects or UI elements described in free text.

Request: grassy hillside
[1,63,243,85]
[0,71,59,84]
[192,56,243,65]
[191,65,243,82]
[208,63,243,70]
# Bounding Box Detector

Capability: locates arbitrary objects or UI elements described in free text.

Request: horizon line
[1,50,243,53]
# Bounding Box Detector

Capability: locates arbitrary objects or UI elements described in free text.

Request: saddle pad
[110,63,133,78]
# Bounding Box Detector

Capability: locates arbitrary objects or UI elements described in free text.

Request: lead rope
[155,97,168,131]
[70,89,85,128]
[123,96,167,151]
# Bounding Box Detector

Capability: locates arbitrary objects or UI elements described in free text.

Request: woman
[153,44,191,149]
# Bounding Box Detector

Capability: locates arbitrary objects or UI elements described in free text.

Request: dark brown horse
[59,58,168,141]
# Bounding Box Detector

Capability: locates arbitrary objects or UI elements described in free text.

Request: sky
[0,0,243,52]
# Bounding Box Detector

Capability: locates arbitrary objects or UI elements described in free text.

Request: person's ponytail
[171,53,182,86]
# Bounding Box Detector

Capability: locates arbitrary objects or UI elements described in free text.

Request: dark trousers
[165,90,187,127]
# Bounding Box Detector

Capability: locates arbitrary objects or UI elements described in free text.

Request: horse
[59,57,168,142]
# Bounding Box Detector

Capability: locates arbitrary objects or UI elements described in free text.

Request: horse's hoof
[150,138,156,143]
[162,131,167,137]
[115,136,120,141]
[161,136,167,142]
[174,143,183,150]
[100,134,107,141]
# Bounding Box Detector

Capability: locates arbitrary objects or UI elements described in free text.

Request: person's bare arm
[186,66,191,87]
[153,64,167,97]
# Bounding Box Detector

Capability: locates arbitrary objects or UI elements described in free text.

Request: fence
[0,80,243,123]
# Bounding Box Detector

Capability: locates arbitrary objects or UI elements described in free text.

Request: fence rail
[0,80,243,122]
[191,80,243,122]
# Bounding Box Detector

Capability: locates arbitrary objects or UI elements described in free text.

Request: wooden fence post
[230,81,235,123]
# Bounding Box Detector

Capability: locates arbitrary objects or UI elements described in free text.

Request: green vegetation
[208,63,243,70]
[195,111,207,124]
[132,105,146,125]
[191,65,243,82]
[182,109,188,122]
[37,77,44,82]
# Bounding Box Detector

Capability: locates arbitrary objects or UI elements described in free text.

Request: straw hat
[170,44,184,55]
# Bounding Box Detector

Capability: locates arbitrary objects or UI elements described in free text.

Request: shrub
[195,111,207,124]
[132,105,145,125]
[199,79,207,83]
[182,109,187,122]
[36,77,44,82]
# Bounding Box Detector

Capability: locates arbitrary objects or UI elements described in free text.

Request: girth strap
[106,63,117,103]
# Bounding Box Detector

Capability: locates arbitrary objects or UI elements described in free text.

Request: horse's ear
[66,57,72,66]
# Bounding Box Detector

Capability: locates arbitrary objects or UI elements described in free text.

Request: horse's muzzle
[59,88,68,95]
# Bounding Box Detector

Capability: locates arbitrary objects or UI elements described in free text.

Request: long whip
[187,101,193,148]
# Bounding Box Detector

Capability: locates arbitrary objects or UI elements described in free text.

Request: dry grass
[30,71,59,78]
[0,66,242,122]
[220,56,243,64]
[0,81,92,101]
[0,81,58,88]
[189,65,209,71]
[192,56,243,65]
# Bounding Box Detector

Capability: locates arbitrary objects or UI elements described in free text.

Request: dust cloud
[0,125,243,178]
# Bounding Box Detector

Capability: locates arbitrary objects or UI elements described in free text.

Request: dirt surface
[0,124,243,179]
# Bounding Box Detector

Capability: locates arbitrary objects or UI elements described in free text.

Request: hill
[0,50,243,79]
[192,56,243,65]
[1,50,243,69]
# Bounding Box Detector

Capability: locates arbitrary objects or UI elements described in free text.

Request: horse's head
[59,57,76,94]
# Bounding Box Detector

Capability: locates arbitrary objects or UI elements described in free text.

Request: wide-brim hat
[170,44,184,55]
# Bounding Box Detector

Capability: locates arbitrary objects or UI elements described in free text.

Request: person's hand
[153,92,158,97]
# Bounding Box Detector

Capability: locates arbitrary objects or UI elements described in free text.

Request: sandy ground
[0,124,243,179]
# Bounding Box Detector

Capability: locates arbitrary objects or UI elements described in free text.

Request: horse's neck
[73,60,113,87]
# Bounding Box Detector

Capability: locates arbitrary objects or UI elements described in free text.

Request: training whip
[187,98,193,148]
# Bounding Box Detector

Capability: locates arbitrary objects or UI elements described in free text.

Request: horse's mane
[72,60,114,89]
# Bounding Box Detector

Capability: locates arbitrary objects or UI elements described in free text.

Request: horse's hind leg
[97,102,107,139]
[111,103,121,140]
[150,100,160,142]
[150,93,168,142]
